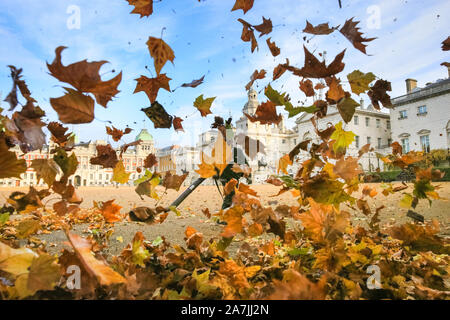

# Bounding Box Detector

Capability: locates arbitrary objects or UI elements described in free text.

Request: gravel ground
[1,182,449,257]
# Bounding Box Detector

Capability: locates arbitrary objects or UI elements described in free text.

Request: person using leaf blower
[129,117,251,223]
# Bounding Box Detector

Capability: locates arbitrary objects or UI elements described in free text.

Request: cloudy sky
[0,0,449,149]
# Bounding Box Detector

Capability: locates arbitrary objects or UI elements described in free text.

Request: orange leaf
[65,231,126,286]
[100,200,123,223]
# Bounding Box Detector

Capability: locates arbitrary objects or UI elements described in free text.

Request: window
[293,139,297,144]
[401,138,410,153]
[376,119,380,128]
[365,117,370,126]
[354,116,359,125]
[387,120,391,129]
[388,138,392,146]
[420,135,430,153]
[282,139,286,144]
[367,137,371,145]
[355,136,360,148]
[417,105,427,115]
[399,110,407,119]
[377,138,382,149]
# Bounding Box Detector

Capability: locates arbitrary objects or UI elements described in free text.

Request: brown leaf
[287,46,346,78]
[244,101,282,125]
[442,36,450,51]
[253,17,272,37]
[47,122,73,148]
[141,101,173,129]
[31,159,59,187]
[146,37,175,75]
[299,79,315,97]
[134,74,171,104]
[268,269,326,299]
[172,116,184,132]
[162,172,188,191]
[224,179,238,195]
[3,65,36,111]
[119,140,142,157]
[266,37,280,57]
[245,69,266,91]
[126,0,153,18]
[273,62,288,81]
[238,18,258,53]
[106,126,132,142]
[143,153,158,168]
[367,79,393,109]
[0,138,26,179]
[50,88,95,124]
[391,141,402,155]
[303,20,336,35]
[339,18,376,54]
[47,46,121,107]
[333,156,362,182]
[326,77,345,102]
[231,0,254,14]
[90,144,119,169]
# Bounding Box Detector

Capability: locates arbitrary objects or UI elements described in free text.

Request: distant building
[295,101,391,171]
[155,145,179,175]
[0,129,156,187]
[390,77,450,153]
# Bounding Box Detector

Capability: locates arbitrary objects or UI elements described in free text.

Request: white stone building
[295,101,391,171]
[390,77,450,153]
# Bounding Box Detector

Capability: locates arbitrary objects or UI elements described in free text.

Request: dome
[135,129,153,141]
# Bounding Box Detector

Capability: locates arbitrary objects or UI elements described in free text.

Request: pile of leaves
[0,0,449,300]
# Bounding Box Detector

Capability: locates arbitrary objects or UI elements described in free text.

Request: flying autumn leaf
[221,206,245,238]
[146,37,175,75]
[266,38,280,57]
[90,144,119,169]
[347,70,376,95]
[330,121,356,153]
[238,18,258,52]
[193,94,215,117]
[134,74,171,104]
[162,172,188,191]
[66,231,126,286]
[111,160,131,184]
[106,126,132,142]
[277,154,293,174]
[253,17,273,37]
[339,18,376,54]
[285,46,346,78]
[273,62,288,81]
[47,46,122,107]
[143,153,158,168]
[141,101,173,128]
[231,0,254,14]
[337,95,360,123]
[245,101,282,125]
[195,156,217,179]
[172,117,184,132]
[50,88,95,124]
[326,77,345,102]
[126,0,153,17]
[47,122,74,149]
[303,20,336,35]
[180,75,205,88]
[367,79,393,109]
[27,254,61,293]
[99,200,123,223]
[299,79,315,97]
[442,36,450,51]
[245,69,266,91]
[333,156,362,182]
[31,159,59,187]
[0,139,26,179]
[3,66,36,111]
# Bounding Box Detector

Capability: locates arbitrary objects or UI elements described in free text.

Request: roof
[135,129,153,141]
[392,78,450,107]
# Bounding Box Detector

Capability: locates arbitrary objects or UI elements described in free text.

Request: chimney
[359,98,364,109]
[405,78,417,93]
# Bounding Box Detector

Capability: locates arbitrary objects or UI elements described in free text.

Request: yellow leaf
[0,242,37,276]
[330,121,356,153]
[277,154,292,174]
[111,160,131,184]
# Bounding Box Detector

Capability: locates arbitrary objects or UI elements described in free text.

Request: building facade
[0,129,156,187]
[390,78,450,153]
[295,101,392,171]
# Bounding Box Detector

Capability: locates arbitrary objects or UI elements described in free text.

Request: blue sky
[0,0,449,149]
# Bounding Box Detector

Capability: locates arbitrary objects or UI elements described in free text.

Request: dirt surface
[1,183,449,256]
